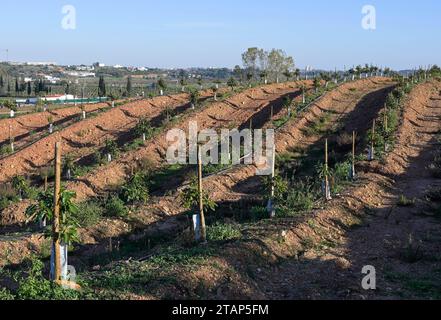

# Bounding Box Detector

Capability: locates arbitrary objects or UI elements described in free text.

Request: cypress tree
[98,76,106,97]
[27,81,31,96]
[15,78,19,93]
[126,76,132,97]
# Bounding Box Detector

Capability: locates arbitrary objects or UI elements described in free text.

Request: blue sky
[1,0,440,70]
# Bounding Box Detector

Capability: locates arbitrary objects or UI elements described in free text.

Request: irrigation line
[180,75,391,190]
[196,80,351,183]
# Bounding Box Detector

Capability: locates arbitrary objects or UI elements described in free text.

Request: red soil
[66,81,313,201]
[0,93,212,183]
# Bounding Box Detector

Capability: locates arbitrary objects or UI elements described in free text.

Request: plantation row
[2,65,438,298]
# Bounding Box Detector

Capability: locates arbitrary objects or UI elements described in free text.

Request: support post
[324,139,331,201]
[369,120,376,161]
[197,144,206,242]
[9,125,14,152]
[351,131,356,179]
[267,143,276,218]
[52,142,62,283]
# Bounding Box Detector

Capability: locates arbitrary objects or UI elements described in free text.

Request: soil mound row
[0,93,211,183]
[67,81,312,201]
[151,77,394,215]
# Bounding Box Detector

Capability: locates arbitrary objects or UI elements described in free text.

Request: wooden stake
[351,131,356,179]
[324,139,331,200]
[269,143,276,218]
[352,131,356,164]
[53,142,62,283]
[197,144,206,242]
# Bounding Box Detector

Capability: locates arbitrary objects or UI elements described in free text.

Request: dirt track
[251,79,441,299]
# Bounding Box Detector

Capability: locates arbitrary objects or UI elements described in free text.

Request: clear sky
[0,0,440,70]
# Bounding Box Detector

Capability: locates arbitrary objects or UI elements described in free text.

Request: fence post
[52,142,62,283]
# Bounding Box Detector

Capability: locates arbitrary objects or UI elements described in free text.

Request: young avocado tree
[47,115,54,134]
[26,187,79,281]
[158,78,167,96]
[227,77,238,91]
[3,100,16,118]
[320,72,332,88]
[180,77,187,92]
[197,77,203,90]
[283,96,293,118]
[26,143,80,283]
[293,68,300,81]
[135,117,155,142]
[181,146,217,242]
[63,155,75,180]
[318,139,332,201]
[189,88,200,109]
[12,176,30,201]
[104,139,118,163]
[283,70,292,82]
[211,85,219,101]
[313,77,321,93]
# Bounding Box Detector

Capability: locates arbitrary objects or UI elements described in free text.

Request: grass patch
[397,195,415,207]
[207,222,242,241]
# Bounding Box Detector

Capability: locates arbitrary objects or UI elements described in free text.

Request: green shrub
[16,258,81,300]
[181,178,217,213]
[0,183,20,210]
[331,160,352,193]
[120,173,150,204]
[249,206,268,221]
[279,180,316,216]
[207,222,242,241]
[0,288,14,300]
[0,144,13,155]
[104,196,127,218]
[73,201,104,227]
